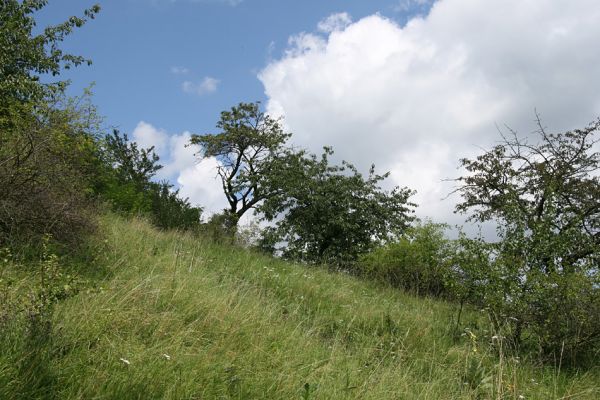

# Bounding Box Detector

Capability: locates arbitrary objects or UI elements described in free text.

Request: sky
[36,0,600,228]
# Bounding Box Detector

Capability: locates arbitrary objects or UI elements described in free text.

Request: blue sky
[34,0,600,224]
[37,0,429,135]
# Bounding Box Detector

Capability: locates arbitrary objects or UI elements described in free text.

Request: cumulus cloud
[182,77,220,95]
[131,122,224,216]
[131,121,168,155]
[259,0,600,226]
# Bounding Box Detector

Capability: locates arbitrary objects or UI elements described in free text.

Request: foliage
[358,221,454,296]
[259,147,415,265]
[98,129,201,230]
[0,0,100,108]
[149,181,202,230]
[190,102,291,224]
[97,129,160,214]
[0,2,100,250]
[454,117,600,361]
[0,90,101,249]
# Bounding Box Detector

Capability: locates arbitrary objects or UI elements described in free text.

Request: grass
[1,214,599,399]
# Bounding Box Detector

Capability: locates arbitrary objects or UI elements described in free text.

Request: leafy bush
[149,181,202,230]
[0,2,100,251]
[0,93,101,250]
[97,129,202,231]
[357,221,453,296]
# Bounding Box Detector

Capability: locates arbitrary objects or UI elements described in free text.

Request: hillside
[1,216,599,399]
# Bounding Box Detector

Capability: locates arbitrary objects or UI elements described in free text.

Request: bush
[96,130,202,231]
[357,221,453,297]
[0,1,100,251]
[0,94,100,250]
[149,182,202,230]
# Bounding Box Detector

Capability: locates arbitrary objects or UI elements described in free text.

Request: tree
[190,102,290,228]
[97,129,161,214]
[103,129,162,189]
[454,116,600,361]
[0,0,100,108]
[99,129,202,229]
[259,147,415,265]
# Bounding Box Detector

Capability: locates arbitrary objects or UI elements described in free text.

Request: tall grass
[1,215,598,399]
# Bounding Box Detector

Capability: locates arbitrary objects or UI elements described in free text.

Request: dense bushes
[358,223,600,364]
[0,2,101,250]
[97,129,202,230]
[0,90,101,250]
[357,221,453,297]
[0,2,201,254]
[451,230,600,364]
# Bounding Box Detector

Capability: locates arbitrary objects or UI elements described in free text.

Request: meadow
[1,215,598,399]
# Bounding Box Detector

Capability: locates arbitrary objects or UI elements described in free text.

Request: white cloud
[177,156,224,216]
[259,0,600,227]
[317,12,352,33]
[170,66,190,75]
[182,76,220,95]
[131,121,168,155]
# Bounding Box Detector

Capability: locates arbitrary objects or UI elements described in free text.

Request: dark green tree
[259,147,416,265]
[104,129,162,189]
[190,102,290,228]
[454,117,600,361]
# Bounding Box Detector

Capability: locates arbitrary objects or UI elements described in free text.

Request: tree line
[1,1,598,366]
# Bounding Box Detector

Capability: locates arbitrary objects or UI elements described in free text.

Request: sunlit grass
[1,215,599,399]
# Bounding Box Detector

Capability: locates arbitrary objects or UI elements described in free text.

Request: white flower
[162,354,171,360]
[120,358,130,365]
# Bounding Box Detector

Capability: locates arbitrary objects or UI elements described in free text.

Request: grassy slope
[2,215,599,399]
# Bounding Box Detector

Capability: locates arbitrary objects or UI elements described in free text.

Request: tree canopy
[259,147,416,265]
[454,117,600,360]
[190,102,290,226]
[0,0,100,108]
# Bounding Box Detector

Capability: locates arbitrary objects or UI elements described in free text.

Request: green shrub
[0,94,100,251]
[357,221,453,297]
[0,1,100,250]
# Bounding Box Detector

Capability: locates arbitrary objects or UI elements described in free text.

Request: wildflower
[162,354,171,360]
[518,395,525,399]
[120,358,131,365]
